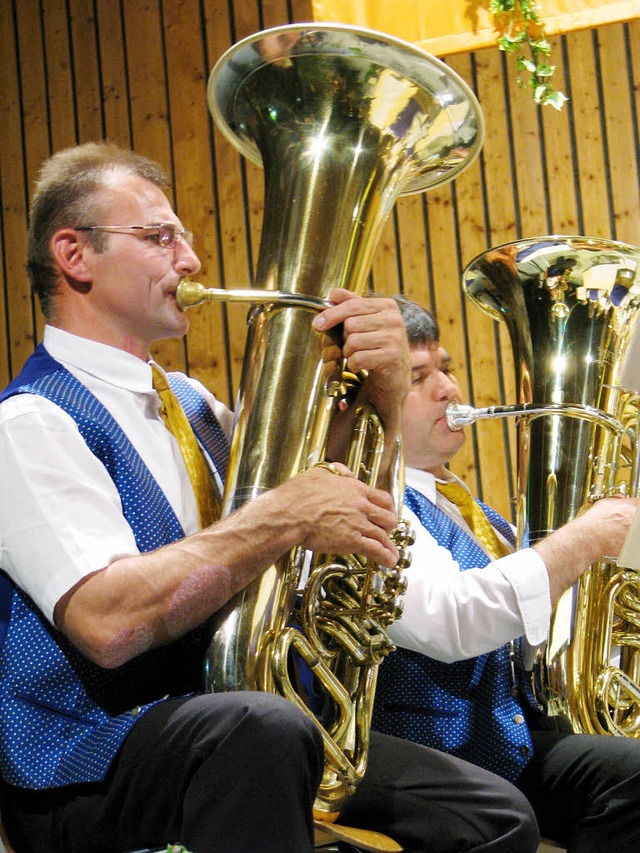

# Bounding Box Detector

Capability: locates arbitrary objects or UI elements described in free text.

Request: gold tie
[151,366,220,528]
[436,480,510,559]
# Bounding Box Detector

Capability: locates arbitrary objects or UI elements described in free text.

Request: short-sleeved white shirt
[0,326,234,624]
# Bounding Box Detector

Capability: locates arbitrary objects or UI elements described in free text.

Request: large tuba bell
[447,236,640,736]
[177,23,483,820]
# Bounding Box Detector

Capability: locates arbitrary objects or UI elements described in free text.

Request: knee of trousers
[199,691,325,776]
[493,783,540,853]
[243,693,325,759]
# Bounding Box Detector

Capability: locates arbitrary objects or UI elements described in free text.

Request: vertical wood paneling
[566,29,612,236]
[163,0,226,398]
[506,63,549,236]
[69,0,104,142]
[41,0,77,153]
[598,23,640,246]
[371,214,402,296]
[396,196,430,299]
[0,0,638,523]
[448,50,516,514]
[16,1,51,196]
[0,1,18,387]
[202,0,259,400]
[123,1,185,373]
[0,1,35,382]
[95,0,133,148]
[540,35,579,235]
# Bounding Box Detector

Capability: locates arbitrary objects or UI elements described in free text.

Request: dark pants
[518,727,640,853]
[2,693,324,853]
[344,732,539,853]
[12,695,634,853]
[353,727,640,853]
[2,691,541,853]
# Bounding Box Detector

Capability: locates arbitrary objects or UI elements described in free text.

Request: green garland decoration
[489,0,568,109]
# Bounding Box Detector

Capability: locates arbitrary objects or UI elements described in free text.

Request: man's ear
[50,228,93,283]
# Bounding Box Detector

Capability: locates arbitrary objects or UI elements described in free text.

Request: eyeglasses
[75,222,194,249]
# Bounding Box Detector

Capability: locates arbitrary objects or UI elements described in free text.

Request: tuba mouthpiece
[176,280,206,311]
[445,402,476,430]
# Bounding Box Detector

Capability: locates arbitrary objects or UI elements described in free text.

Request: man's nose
[434,371,458,400]
[175,239,201,276]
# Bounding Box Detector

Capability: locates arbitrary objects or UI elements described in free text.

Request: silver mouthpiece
[445,402,477,430]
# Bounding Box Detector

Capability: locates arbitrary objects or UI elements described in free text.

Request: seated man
[0,142,542,853]
[372,295,640,853]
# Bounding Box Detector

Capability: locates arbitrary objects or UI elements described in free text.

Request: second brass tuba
[449,236,640,736]
[179,23,484,820]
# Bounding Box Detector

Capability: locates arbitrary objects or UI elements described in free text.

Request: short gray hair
[393,295,439,346]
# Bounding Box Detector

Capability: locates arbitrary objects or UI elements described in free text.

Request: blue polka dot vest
[372,485,535,784]
[0,345,229,789]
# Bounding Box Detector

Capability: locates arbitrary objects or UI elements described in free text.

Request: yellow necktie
[151,366,220,529]
[436,480,510,559]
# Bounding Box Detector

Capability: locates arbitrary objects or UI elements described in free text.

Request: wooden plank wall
[0,0,639,521]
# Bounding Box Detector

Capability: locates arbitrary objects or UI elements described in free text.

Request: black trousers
[350,725,640,853]
[2,692,541,853]
[2,693,323,853]
[517,726,640,853]
[343,732,539,853]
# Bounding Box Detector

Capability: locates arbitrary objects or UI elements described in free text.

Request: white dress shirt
[0,326,234,624]
[388,466,551,663]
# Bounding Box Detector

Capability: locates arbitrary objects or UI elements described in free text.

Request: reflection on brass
[460,235,640,736]
[197,23,484,820]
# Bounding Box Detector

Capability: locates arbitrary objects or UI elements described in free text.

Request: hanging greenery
[489,0,568,109]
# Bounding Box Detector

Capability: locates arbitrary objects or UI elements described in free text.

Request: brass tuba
[177,23,484,820]
[447,236,640,736]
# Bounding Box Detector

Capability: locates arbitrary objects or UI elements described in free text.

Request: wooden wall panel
[42,0,78,154]
[540,36,579,235]
[95,0,132,148]
[69,0,104,142]
[598,23,640,246]
[449,50,517,512]
[0,0,638,523]
[164,0,227,391]
[0,1,36,383]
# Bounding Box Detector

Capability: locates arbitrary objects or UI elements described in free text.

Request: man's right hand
[534,495,639,605]
[284,464,400,568]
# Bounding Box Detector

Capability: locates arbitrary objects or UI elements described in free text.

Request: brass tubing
[445,400,625,435]
[176,280,332,313]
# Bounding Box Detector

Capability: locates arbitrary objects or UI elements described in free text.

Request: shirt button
[519,745,530,757]
[131,706,141,717]
[513,714,525,725]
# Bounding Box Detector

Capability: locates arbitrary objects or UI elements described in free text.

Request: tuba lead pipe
[176,280,332,313]
[445,400,625,434]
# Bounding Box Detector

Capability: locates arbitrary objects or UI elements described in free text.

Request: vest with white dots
[372,485,534,784]
[0,344,229,790]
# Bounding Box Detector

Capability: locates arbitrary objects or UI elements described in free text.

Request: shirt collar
[405,465,469,503]
[43,325,154,393]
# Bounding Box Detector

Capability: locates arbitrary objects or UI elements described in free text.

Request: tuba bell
[447,235,640,736]
[178,23,484,820]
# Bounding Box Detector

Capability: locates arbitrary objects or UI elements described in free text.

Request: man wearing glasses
[0,142,538,853]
